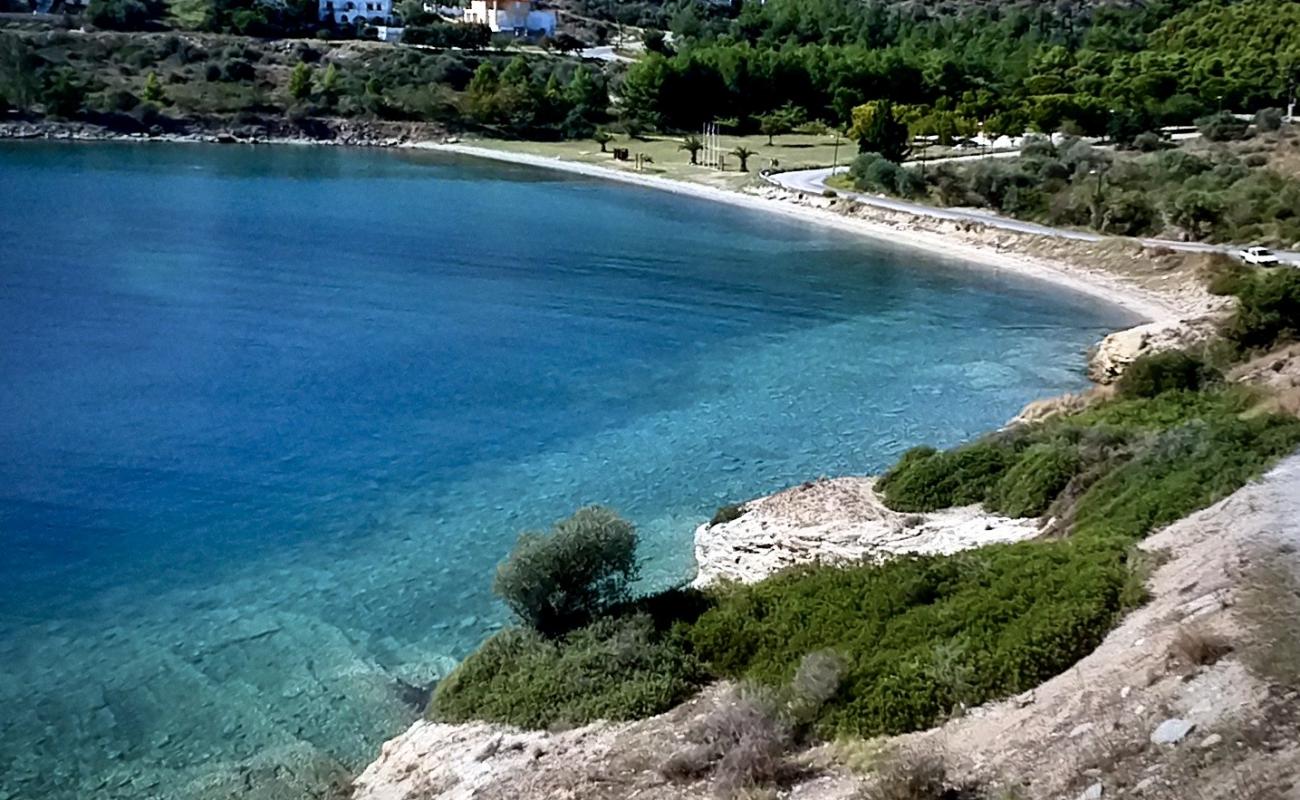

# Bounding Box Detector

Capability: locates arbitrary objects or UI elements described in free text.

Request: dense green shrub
[1072,414,1300,544]
[1116,351,1221,399]
[429,614,706,728]
[985,441,1081,518]
[687,541,1131,737]
[1224,269,1300,352]
[1254,107,1284,133]
[1196,111,1249,142]
[493,506,640,636]
[877,441,1014,512]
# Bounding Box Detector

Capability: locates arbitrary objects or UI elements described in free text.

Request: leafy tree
[643,29,670,55]
[492,506,640,637]
[850,100,910,163]
[731,145,757,172]
[679,134,703,165]
[545,33,585,55]
[757,105,801,146]
[1166,191,1224,239]
[593,129,614,152]
[317,61,339,105]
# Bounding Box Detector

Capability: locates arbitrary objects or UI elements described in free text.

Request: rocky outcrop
[349,720,609,800]
[349,685,861,800]
[691,477,1040,587]
[1230,342,1300,416]
[1087,316,1221,384]
[1006,387,1111,427]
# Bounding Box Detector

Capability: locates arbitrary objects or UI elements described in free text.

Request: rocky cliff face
[1087,315,1222,384]
[691,476,1039,587]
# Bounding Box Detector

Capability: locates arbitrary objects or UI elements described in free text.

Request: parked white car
[1239,246,1280,266]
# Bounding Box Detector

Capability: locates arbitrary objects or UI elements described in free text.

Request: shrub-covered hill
[430,349,1300,740]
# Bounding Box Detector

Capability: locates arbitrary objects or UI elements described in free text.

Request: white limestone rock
[692,476,1040,588]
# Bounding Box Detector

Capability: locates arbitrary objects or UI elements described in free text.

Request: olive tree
[493,506,639,636]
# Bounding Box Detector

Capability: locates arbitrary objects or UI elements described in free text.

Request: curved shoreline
[1,128,1188,323]
[425,142,1189,324]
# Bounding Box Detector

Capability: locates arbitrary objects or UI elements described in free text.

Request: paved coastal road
[770,166,1300,264]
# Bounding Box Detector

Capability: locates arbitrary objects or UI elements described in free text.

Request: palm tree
[593,129,614,153]
[679,135,703,165]
[730,145,757,172]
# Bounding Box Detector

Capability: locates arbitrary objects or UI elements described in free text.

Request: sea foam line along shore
[426,142,1186,325]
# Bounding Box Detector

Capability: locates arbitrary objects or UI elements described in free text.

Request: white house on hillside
[320,0,394,26]
[462,0,556,36]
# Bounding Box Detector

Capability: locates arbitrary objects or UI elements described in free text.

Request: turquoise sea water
[0,142,1138,799]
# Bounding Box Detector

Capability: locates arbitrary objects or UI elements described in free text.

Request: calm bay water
[0,142,1137,799]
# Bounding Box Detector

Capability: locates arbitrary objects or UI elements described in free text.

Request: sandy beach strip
[427,142,1184,324]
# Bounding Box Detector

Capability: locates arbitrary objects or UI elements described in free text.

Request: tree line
[617,0,1300,141]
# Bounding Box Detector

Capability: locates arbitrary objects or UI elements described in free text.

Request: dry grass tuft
[855,746,982,800]
[660,684,792,795]
[1168,625,1234,669]
[661,650,846,797]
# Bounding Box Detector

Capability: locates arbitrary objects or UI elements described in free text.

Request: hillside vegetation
[0,28,609,138]
[851,127,1300,249]
[429,266,1300,744]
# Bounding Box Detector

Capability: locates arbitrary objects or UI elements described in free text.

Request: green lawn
[463,132,855,190]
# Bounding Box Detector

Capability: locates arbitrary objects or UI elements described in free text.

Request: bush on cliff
[876,441,1016,512]
[985,441,1081,518]
[493,505,639,637]
[686,541,1131,736]
[1116,351,1221,399]
[429,613,707,728]
[1224,268,1300,352]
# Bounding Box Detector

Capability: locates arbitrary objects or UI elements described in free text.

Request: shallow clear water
[0,142,1137,799]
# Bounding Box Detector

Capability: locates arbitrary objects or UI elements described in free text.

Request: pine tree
[289,63,312,101]
[142,71,163,104]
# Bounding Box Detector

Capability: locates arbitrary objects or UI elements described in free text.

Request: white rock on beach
[1088,316,1220,384]
[692,476,1040,587]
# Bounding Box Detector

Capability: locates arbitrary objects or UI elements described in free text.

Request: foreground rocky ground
[349,448,1300,800]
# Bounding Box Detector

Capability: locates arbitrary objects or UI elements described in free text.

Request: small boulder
[1198,733,1223,749]
[1150,718,1195,746]
[1079,781,1104,800]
